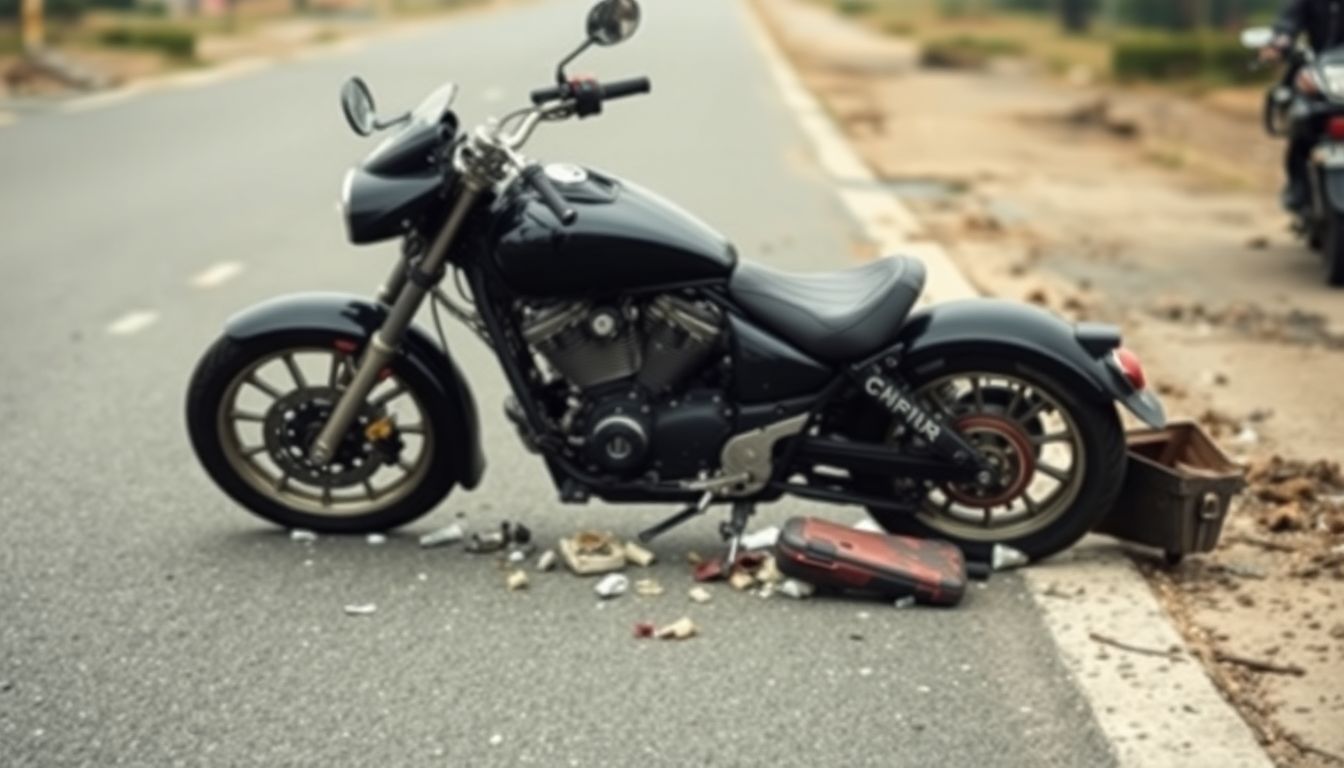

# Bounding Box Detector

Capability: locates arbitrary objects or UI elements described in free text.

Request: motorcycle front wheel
[186,331,457,533]
[1323,209,1344,286]
[853,352,1127,563]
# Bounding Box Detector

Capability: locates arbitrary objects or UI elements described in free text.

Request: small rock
[506,570,529,591]
[624,541,656,567]
[858,667,874,677]
[1329,623,1344,640]
[419,525,464,548]
[1247,235,1270,250]
[1261,502,1305,532]
[507,549,527,564]
[634,578,664,597]
[688,586,713,604]
[686,551,704,565]
[343,603,377,616]
[594,573,629,599]
[857,611,871,621]
[779,579,814,599]
[536,549,558,572]
[488,734,503,747]
[290,529,317,543]
[656,617,698,640]
[1233,426,1259,445]
[365,533,386,546]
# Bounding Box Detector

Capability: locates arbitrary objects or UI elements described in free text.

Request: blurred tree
[1061,0,1093,32]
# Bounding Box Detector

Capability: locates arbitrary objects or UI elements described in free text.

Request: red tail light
[1111,348,1147,390]
[1329,117,1344,141]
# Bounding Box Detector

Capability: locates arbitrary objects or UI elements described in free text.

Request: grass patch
[97,21,195,59]
[921,33,1024,68]
[1114,32,1271,85]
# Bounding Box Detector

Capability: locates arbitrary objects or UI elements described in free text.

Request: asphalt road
[0,1,1116,765]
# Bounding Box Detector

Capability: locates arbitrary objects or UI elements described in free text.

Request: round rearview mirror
[1241,26,1275,50]
[587,0,640,47]
[340,76,378,137]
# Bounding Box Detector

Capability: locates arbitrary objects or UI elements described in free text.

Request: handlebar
[530,76,652,110]
[520,164,577,226]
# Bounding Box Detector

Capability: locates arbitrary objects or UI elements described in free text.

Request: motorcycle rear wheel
[853,352,1127,563]
[1324,210,1344,287]
[186,331,457,533]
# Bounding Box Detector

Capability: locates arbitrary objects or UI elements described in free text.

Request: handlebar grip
[521,165,577,226]
[599,77,651,100]
[530,85,565,105]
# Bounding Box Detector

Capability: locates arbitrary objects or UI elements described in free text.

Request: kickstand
[719,500,755,568]
[637,492,713,544]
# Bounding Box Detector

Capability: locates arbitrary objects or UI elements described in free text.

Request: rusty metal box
[1094,421,1247,564]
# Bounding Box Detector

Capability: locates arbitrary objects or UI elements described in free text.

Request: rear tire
[853,352,1127,563]
[1325,210,1344,287]
[186,332,458,533]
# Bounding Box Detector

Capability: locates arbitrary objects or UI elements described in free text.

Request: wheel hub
[263,386,392,487]
[943,414,1036,508]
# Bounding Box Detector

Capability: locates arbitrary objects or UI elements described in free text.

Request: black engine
[519,294,732,479]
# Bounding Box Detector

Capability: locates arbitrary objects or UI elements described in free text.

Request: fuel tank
[491,166,737,297]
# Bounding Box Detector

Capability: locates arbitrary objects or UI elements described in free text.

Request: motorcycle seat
[728,255,926,364]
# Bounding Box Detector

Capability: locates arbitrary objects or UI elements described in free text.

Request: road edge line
[739,2,1273,766]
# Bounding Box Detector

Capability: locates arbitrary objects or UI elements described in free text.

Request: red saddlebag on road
[775,517,967,606]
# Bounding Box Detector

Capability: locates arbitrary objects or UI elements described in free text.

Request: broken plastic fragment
[290,529,317,542]
[894,596,916,609]
[507,549,528,565]
[343,603,376,616]
[536,549,558,572]
[559,531,626,575]
[756,555,784,585]
[634,578,664,597]
[779,579,814,599]
[466,530,507,554]
[633,622,656,639]
[624,541,656,567]
[740,526,780,551]
[366,533,387,546]
[419,524,464,548]
[693,559,726,583]
[688,586,713,604]
[506,570,529,591]
[853,518,884,533]
[729,571,756,591]
[991,544,1029,571]
[686,551,704,565]
[656,617,698,640]
[594,573,630,599]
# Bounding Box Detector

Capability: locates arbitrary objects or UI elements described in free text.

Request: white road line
[742,2,1273,766]
[105,310,160,336]
[189,261,245,289]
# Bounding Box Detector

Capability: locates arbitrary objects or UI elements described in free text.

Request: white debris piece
[488,734,503,747]
[506,570,529,591]
[740,526,780,550]
[366,533,387,546]
[893,596,916,609]
[594,573,629,599]
[756,555,784,585]
[419,524,465,548]
[859,667,874,677]
[623,541,656,567]
[536,549,558,572]
[991,544,1029,571]
[655,617,698,640]
[634,578,664,597]
[1233,426,1260,445]
[853,518,884,533]
[343,603,377,616]
[779,579,814,599]
[507,550,527,564]
[688,586,713,604]
[290,529,318,542]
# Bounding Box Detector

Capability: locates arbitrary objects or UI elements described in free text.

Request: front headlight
[1318,64,1344,98]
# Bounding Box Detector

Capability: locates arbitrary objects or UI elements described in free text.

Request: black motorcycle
[186,0,1164,562]
[1245,25,1344,286]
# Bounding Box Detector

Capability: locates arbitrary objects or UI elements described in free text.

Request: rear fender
[224,292,486,488]
[894,299,1166,428]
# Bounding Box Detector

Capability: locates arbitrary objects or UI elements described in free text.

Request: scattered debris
[779,579,815,599]
[893,596,916,609]
[536,549,558,572]
[1213,650,1306,677]
[991,544,1029,571]
[624,541,656,567]
[686,551,704,565]
[633,622,656,639]
[1088,631,1183,660]
[290,529,317,543]
[655,617,698,640]
[594,573,630,600]
[511,523,532,545]
[488,734,503,747]
[560,531,627,575]
[343,603,377,616]
[693,559,727,583]
[506,570,529,591]
[466,528,508,554]
[756,555,784,585]
[634,578,664,597]
[688,586,713,604]
[507,549,528,564]
[419,524,464,548]
[729,570,756,591]
[366,533,386,546]
[740,526,781,551]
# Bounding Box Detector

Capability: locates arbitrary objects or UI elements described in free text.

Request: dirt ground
[759,0,1344,764]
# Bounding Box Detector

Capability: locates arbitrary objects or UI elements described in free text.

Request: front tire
[1324,210,1344,286]
[186,332,458,533]
[854,352,1127,563]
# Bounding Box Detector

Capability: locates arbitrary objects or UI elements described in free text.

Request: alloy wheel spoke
[399,423,426,435]
[231,410,266,423]
[372,385,406,409]
[362,479,378,500]
[282,354,307,390]
[242,444,267,458]
[246,374,283,400]
[1031,431,1071,446]
[1038,462,1071,482]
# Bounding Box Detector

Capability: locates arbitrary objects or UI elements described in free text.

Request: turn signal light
[1328,116,1344,141]
[1111,348,1147,391]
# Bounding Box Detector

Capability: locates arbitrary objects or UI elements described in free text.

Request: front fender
[895,299,1165,428]
[225,292,486,489]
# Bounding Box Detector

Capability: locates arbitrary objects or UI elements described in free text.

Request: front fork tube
[309,184,482,465]
[855,366,995,485]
